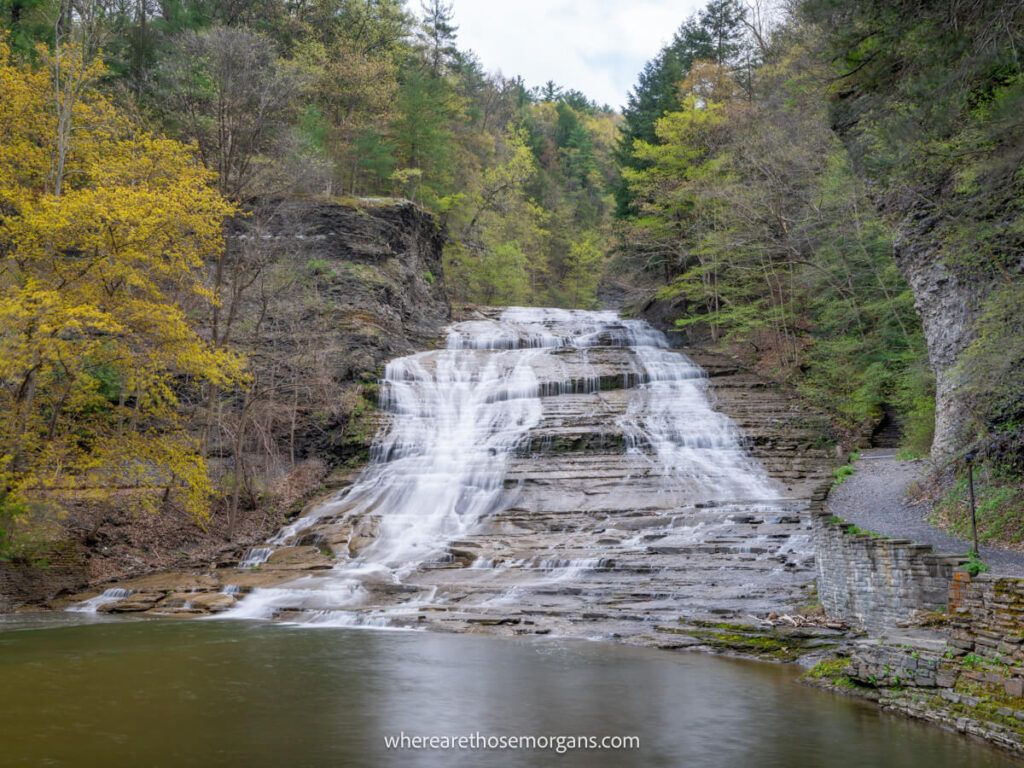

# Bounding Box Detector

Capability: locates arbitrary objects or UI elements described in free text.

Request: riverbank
[804,573,1024,757]
[801,451,1024,757]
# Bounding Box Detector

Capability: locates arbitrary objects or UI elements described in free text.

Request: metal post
[966,450,979,558]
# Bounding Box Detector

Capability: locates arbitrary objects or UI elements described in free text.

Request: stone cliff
[829,97,990,460]
[227,197,450,466]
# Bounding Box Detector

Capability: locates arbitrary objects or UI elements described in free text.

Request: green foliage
[832,452,859,486]
[802,0,1024,454]
[806,657,855,689]
[956,284,1024,445]
[962,553,990,578]
[442,104,616,308]
[832,465,855,485]
[390,65,454,206]
[845,524,887,540]
[895,365,937,458]
[2,0,616,311]
[615,0,749,216]
[935,464,1024,545]
[619,27,930,445]
[562,234,604,309]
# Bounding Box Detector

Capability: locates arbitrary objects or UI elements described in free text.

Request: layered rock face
[66,308,832,646]
[890,214,981,457]
[828,107,987,458]
[225,197,451,464]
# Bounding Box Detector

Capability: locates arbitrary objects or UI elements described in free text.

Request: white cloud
[450,0,706,109]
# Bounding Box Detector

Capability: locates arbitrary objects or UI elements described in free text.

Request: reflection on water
[0,620,1016,768]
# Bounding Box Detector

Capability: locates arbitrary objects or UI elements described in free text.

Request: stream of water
[0,617,1017,768]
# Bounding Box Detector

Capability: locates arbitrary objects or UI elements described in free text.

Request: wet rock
[264,546,334,570]
[98,592,164,613]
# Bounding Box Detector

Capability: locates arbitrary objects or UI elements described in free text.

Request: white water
[224,307,779,622]
[67,588,133,613]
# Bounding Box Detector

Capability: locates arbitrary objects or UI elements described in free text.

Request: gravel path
[827,448,1024,577]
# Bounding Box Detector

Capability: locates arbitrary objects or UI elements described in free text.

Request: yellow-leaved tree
[0,37,245,555]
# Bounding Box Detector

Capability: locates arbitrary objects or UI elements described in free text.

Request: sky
[451,0,707,110]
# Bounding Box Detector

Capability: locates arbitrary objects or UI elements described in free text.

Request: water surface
[0,618,1016,768]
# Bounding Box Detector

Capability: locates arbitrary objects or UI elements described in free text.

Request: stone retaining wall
[948,573,1024,683]
[825,573,1024,755]
[847,641,1024,754]
[811,509,965,632]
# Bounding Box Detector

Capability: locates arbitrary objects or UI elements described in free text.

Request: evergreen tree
[614,0,748,216]
[539,79,562,101]
[391,64,454,204]
[418,0,457,75]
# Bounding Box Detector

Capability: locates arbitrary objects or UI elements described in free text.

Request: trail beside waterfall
[828,450,1024,577]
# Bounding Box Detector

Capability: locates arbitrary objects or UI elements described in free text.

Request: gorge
[2,0,1024,764]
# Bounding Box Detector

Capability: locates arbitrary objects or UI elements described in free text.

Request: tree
[418,0,456,75]
[564,233,604,308]
[390,64,454,205]
[615,0,749,215]
[618,30,927,445]
[157,26,299,198]
[297,37,399,194]
[539,79,561,102]
[0,39,245,548]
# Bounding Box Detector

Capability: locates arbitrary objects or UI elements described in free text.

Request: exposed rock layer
[61,309,834,653]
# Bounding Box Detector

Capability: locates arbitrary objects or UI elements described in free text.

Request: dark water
[0,618,1017,768]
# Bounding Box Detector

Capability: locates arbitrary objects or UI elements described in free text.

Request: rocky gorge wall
[888,215,984,458]
[829,95,995,459]
[833,574,1024,755]
[1,197,451,612]
[811,508,966,632]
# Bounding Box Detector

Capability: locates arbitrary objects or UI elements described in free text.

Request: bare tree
[159,26,300,198]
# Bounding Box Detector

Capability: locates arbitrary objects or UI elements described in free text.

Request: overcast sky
[451,0,706,110]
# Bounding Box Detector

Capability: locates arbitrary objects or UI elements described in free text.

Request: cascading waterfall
[67,588,134,613]
[223,307,783,624]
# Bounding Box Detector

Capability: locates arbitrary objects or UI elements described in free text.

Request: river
[0,616,1017,768]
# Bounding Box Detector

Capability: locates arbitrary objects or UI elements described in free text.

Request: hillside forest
[1,0,1022,560]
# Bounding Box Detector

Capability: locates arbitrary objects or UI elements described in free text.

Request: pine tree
[614,0,748,216]
[419,0,458,75]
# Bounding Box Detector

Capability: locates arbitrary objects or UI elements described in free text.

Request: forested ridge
[612,0,1024,546]
[1,0,1022,564]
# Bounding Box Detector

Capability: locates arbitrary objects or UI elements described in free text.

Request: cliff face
[812,1,1024,460]
[231,198,450,465]
[826,125,990,459]
[887,210,983,458]
[2,198,451,610]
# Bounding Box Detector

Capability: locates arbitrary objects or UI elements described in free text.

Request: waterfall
[67,588,134,613]
[223,308,785,624]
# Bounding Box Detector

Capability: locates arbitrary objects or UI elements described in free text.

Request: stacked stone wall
[811,509,964,632]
